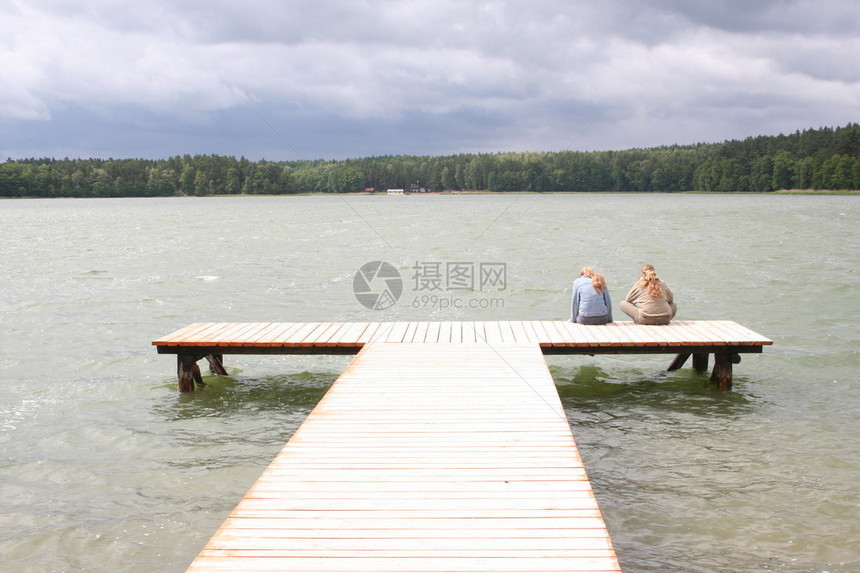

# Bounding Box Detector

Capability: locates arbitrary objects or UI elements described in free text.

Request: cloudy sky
[1,0,858,161]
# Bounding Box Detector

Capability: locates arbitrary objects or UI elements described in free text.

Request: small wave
[195,275,221,281]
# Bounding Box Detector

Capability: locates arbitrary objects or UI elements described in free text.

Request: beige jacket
[624,280,674,318]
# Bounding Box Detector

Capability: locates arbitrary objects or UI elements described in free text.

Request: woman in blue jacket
[571,273,613,325]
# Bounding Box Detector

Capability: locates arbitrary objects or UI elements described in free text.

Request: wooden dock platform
[184,342,622,572]
[153,320,773,391]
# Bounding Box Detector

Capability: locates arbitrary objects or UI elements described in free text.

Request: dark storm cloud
[1,0,858,160]
[646,0,860,35]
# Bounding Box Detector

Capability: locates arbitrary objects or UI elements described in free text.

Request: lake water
[1,194,858,572]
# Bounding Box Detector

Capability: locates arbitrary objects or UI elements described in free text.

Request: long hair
[637,269,663,299]
[579,266,595,278]
[591,273,606,294]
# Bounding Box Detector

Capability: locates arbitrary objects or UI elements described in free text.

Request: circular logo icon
[353,261,403,310]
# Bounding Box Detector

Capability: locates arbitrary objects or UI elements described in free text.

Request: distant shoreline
[3,189,859,200]
[771,189,860,195]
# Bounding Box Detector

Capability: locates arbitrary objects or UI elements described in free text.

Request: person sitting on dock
[571,272,613,325]
[569,267,593,322]
[620,264,677,325]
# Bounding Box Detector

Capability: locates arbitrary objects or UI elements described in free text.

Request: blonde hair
[579,266,595,278]
[591,273,606,294]
[637,269,663,299]
[641,264,655,276]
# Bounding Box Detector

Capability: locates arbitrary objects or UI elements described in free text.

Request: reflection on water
[159,371,337,420]
[551,362,756,416]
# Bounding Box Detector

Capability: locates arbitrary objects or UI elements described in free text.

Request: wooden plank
[231,322,274,344]
[612,320,658,346]
[298,322,334,346]
[540,320,573,347]
[384,321,410,343]
[593,323,628,347]
[569,323,603,347]
[637,324,675,347]
[599,321,632,346]
[330,322,371,346]
[401,321,419,343]
[187,556,621,572]
[662,321,706,346]
[437,321,453,343]
[665,323,699,345]
[412,321,430,344]
[507,321,532,344]
[355,322,383,344]
[313,322,347,345]
[317,322,349,345]
[372,321,397,342]
[204,535,615,550]
[268,322,307,345]
[498,320,516,343]
[151,322,208,346]
[565,322,596,346]
[704,321,748,345]
[684,320,734,345]
[526,320,553,348]
[181,322,237,346]
[464,321,483,344]
[716,320,773,345]
[424,321,441,343]
[205,323,259,345]
[449,321,463,343]
[281,322,321,345]
[241,322,286,345]
[356,322,381,345]
[180,322,233,344]
[518,320,540,345]
[482,321,504,344]
[198,548,619,559]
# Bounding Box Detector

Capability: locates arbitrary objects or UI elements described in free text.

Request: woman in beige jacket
[620,265,677,325]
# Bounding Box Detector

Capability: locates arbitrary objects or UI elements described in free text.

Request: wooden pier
[153,320,773,392]
[182,342,622,572]
[153,320,771,571]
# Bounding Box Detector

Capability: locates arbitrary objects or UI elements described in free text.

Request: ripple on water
[1,195,858,573]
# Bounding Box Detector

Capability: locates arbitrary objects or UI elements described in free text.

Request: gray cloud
[1,0,858,160]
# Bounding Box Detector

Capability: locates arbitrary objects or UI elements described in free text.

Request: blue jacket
[571,279,613,322]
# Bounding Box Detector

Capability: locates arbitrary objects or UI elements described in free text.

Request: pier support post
[206,354,228,375]
[693,353,709,372]
[177,354,204,392]
[710,353,741,390]
[667,352,690,371]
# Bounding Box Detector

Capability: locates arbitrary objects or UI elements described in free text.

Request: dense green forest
[1,124,858,197]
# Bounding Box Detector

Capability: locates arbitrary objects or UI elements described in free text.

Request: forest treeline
[1,123,859,198]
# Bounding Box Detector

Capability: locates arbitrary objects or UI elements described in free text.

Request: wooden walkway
[185,342,622,572]
[153,320,772,391]
[152,320,771,572]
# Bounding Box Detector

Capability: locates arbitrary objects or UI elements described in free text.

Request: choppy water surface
[1,194,858,572]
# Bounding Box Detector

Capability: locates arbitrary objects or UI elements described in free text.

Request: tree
[193,169,209,196]
[225,168,242,194]
[180,165,195,195]
[771,151,794,190]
